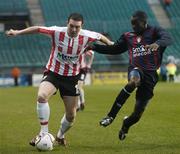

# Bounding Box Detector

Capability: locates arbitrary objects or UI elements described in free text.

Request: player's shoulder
[43,26,67,32]
[124,32,133,35]
[146,24,164,32]
[51,26,67,32]
[123,32,135,38]
[80,29,100,37]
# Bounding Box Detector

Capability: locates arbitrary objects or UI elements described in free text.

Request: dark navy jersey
[93,25,173,71]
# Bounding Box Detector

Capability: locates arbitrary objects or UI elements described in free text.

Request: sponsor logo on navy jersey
[132,45,152,58]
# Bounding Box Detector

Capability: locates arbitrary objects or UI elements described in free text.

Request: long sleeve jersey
[38,26,101,76]
[93,25,173,70]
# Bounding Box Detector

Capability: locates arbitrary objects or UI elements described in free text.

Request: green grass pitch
[0,83,180,154]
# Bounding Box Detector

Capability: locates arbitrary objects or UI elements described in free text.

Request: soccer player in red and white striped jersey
[6,12,113,146]
[38,26,99,76]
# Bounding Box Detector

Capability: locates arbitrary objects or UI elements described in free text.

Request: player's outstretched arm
[100,34,114,45]
[88,34,128,55]
[5,26,40,37]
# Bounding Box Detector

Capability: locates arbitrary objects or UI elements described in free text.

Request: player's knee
[129,77,140,87]
[66,110,76,122]
[37,92,48,103]
[129,69,141,86]
[66,114,75,122]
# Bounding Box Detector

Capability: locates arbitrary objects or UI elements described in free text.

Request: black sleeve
[154,26,173,47]
[92,34,128,55]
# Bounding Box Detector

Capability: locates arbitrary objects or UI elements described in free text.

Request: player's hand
[145,43,159,51]
[5,29,19,37]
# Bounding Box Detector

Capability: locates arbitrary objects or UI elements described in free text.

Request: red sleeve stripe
[38,27,54,36]
[88,37,96,42]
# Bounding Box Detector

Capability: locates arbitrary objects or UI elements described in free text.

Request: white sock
[57,114,73,139]
[79,88,85,103]
[37,102,50,134]
[77,97,81,109]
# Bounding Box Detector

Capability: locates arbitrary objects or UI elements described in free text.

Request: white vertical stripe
[72,38,79,55]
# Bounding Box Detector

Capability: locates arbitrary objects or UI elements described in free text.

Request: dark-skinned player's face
[131,17,146,35]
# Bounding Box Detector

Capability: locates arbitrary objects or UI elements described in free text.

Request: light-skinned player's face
[67,19,83,38]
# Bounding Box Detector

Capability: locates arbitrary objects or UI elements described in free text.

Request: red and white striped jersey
[38,26,101,76]
[80,50,94,69]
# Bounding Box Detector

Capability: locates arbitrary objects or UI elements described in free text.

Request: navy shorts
[41,70,80,97]
[128,67,158,101]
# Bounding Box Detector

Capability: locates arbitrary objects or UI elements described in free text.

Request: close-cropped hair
[132,10,147,23]
[68,13,84,24]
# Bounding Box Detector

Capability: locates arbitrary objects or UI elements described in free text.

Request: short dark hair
[132,10,147,23]
[68,13,84,24]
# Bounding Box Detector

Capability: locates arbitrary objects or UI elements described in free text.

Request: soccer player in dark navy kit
[88,10,173,140]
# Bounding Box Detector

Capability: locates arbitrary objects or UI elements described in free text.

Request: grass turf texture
[0,83,180,154]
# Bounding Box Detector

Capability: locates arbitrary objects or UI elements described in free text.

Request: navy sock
[108,84,135,118]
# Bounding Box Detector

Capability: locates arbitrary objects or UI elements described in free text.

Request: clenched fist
[5,29,20,37]
[145,43,159,51]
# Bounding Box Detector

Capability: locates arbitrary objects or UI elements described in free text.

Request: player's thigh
[128,68,142,86]
[136,73,158,100]
[38,81,57,99]
[59,74,80,97]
